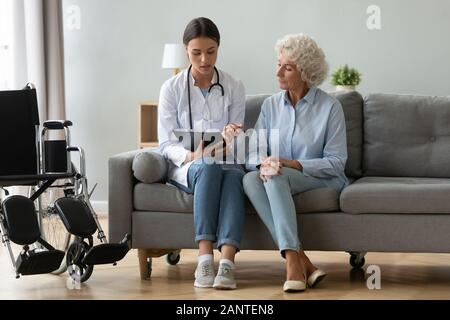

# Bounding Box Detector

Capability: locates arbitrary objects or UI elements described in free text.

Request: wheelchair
[0,84,131,283]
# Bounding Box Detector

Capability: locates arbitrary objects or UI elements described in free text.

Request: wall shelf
[138,101,159,149]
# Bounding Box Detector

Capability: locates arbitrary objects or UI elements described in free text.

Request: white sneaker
[194,261,215,288]
[213,263,237,290]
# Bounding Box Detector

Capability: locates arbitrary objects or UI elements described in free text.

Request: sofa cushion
[246,187,339,214]
[134,182,339,213]
[132,151,167,183]
[296,188,339,212]
[329,91,364,178]
[134,183,193,212]
[363,93,450,177]
[340,176,450,214]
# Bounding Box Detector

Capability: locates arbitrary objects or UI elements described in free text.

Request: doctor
[158,17,246,290]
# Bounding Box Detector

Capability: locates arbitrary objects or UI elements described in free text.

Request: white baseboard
[91,200,108,217]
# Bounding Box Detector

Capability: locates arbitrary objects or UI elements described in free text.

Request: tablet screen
[173,129,223,151]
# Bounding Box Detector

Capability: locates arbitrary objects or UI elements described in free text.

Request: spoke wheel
[39,187,72,274]
[66,240,94,283]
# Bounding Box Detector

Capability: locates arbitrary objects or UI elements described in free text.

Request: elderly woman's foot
[297,250,327,288]
[283,280,306,292]
[307,269,327,288]
[284,251,306,292]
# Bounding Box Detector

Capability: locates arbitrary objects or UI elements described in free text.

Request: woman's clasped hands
[259,156,283,182]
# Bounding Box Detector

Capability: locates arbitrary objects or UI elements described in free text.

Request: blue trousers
[243,167,330,255]
[172,160,245,251]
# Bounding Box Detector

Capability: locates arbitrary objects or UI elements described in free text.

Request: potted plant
[331,64,362,91]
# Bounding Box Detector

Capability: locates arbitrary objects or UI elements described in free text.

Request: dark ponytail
[183,17,220,46]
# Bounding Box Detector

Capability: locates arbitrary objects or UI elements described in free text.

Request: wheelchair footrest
[16,250,65,275]
[82,237,131,265]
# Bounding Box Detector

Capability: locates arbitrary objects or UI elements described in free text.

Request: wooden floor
[2,218,450,300]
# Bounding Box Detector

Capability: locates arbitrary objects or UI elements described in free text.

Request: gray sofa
[109,91,450,279]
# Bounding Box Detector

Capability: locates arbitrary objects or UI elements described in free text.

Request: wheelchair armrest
[43,120,73,130]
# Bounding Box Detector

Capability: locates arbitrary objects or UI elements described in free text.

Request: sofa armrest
[108,149,142,243]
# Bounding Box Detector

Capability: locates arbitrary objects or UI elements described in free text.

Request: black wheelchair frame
[0,84,130,283]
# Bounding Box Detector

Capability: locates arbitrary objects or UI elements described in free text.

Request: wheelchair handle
[23,83,35,90]
[43,120,73,130]
[67,146,86,177]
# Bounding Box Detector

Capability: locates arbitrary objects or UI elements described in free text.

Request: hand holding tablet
[173,129,224,152]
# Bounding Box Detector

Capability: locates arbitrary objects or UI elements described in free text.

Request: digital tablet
[173,129,224,152]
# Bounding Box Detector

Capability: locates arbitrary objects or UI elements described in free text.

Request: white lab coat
[158,68,245,187]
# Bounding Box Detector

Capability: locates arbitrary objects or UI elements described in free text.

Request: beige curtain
[12,0,66,121]
[8,0,66,197]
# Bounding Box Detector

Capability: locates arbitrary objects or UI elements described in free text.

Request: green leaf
[330,64,362,86]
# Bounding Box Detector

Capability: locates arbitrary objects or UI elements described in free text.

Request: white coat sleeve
[157,81,189,167]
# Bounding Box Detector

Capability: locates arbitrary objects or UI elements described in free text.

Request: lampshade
[161,43,188,70]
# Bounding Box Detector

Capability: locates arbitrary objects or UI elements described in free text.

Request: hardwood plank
[1,218,450,299]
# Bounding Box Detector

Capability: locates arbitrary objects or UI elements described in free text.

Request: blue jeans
[243,167,332,256]
[171,159,245,251]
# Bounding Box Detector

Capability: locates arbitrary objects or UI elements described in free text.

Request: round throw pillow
[132,151,167,183]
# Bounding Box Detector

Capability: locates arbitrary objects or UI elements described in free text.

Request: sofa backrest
[244,94,270,131]
[330,91,364,178]
[363,93,450,177]
[244,91,364,178]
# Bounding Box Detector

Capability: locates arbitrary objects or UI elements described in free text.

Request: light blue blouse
[246,87,349,191]
[200,87,209,97]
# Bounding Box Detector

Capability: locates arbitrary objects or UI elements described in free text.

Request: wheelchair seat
[0,173,75,186]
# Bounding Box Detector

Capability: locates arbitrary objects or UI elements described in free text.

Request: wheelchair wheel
[66,240,94,283]
[38,190,72,275]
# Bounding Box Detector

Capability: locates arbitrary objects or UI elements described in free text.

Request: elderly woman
[243,34,348,292]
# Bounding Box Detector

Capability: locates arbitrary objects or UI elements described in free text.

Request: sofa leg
[138,249,152,280]
[137,248,176,280]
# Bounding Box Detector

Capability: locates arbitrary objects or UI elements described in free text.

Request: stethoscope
[187,64,224,129]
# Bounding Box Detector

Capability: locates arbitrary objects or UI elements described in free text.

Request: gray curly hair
[275,34,328,87]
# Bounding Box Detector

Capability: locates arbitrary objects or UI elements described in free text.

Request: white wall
[62,0,450,204]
